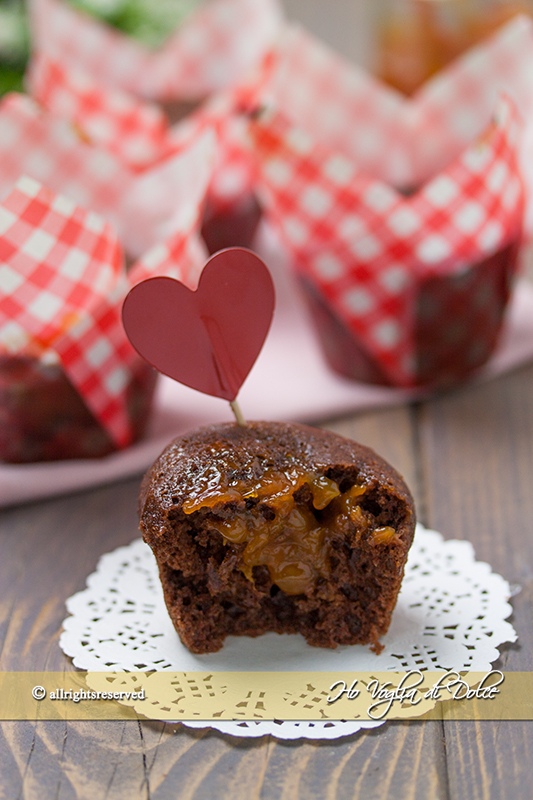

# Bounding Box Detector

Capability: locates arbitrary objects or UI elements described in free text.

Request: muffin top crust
[140,420,415,532]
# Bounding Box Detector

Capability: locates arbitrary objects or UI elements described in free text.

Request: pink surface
[3,226,533,508]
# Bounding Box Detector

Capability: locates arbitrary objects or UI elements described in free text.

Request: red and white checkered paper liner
[26,53,177,173]
[0,176,133,445]
[250,97,524,386]
[29,13,533,224]
[0,129,212,445]
[251,18,533,220]
[26,52,258,212]
[0,93,215,258]
[28,0,283,102]
[129,220,208,290]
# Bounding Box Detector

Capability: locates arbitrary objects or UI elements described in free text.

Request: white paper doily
[60,524,517,740]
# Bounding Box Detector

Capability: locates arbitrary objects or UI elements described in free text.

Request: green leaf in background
[0,64,24,93]
[68,0,201,49]
[0,1,28,96]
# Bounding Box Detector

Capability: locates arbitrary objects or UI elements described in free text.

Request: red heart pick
[122,248,275,401]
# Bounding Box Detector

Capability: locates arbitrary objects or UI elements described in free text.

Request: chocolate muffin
[139,421,416,654]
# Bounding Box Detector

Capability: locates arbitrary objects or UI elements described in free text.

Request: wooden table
[1,359,533,799]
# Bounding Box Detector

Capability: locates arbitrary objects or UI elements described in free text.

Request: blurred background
[2,0,532,97]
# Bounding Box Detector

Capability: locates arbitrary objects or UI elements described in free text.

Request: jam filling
[182,464,397,596]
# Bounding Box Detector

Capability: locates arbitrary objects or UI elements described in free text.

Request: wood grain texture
[417,363,533,800]
[0,719,449,800]
[0,478,142,672]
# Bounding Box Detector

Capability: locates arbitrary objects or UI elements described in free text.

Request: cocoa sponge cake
[139,421,416,654]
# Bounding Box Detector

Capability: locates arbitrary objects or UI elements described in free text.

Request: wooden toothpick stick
[230,399,246,426]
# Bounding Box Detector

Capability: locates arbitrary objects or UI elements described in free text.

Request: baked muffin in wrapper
[251,97,523,388]
[246,22,528,389]
[0,124,215,462]
[26,0,284,253]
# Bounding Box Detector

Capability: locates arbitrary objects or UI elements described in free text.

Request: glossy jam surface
[183,462,396,595]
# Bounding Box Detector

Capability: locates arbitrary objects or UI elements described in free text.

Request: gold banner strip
[1,671,532,722]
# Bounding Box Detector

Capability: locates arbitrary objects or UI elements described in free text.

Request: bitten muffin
[139,421,416,653]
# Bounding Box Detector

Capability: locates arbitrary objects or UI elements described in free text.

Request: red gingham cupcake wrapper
[0,130,214,445]
[0,93,215,258]
[250,18,533,216]
[0,177,134,444]
[189,90,259,210]
[27,50,261,213]
[26,53,176,172]
[28,0,283,102]
[130,228,208,289]
[250,96,524,386]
